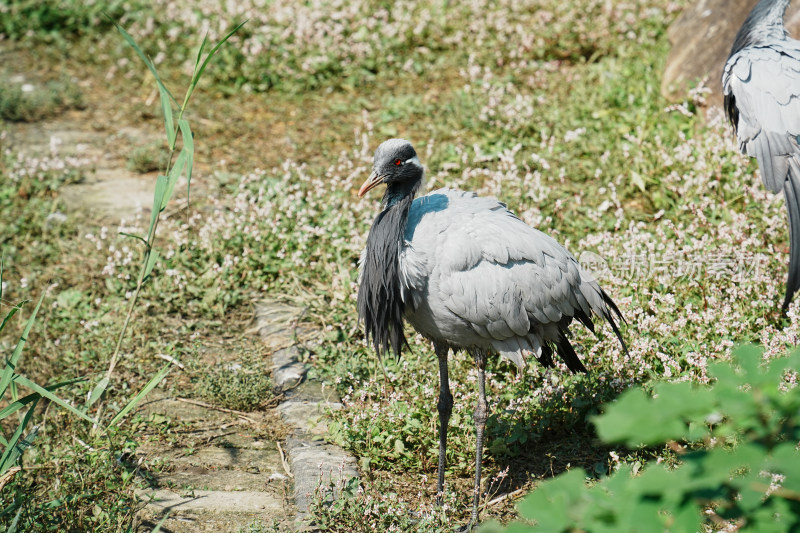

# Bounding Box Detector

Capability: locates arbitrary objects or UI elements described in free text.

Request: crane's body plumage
[356,139,626,529]
[723,0,800,310]
[394,188,618,371]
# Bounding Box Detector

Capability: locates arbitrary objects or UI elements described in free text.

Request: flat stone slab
[60,170,155,220]
[285,437,359,514]
[137,489,282,513]
[141,446,284,473]
[151,467,278,492]
[136,489,288,533]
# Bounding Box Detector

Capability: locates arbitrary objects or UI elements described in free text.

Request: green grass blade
[151,510,171,532]
[0,294,43,399]
[119,232,148,246]
[192,32,210,79]
[4,424,38,473]
[107,15,177,106]
[143,249,160,282]
[108,363,172,428]
[7,507,21,533]
[183,20,247,108]
[162,148,188,210]
[86,377,109,408]
[12,375,96,425]
[0,300,28,336]
[149,174,169,235]
[178,119,194,202]
[0,399,38,475]
[1,377,86,418]
[160,86,176,148]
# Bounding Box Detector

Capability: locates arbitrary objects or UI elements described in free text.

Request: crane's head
[358,139,424,200]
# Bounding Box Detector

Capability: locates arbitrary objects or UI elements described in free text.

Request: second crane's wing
[401,189,611,345]
[723,42,800,192]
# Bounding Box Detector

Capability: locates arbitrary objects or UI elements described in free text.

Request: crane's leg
[468,350,488,530]
[435,342,453,505]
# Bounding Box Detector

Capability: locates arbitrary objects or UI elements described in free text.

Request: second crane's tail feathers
[600,288,629,356]
[782,160,800,312]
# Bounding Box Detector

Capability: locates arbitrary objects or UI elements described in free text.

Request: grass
[0,74,84,122]
[1,0,796,530]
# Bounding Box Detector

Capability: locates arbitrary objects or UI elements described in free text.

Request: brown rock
[662,0,800,106]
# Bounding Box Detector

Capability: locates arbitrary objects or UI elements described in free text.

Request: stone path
[6,117,160,221]
[255,301,359,524]
[6,115,359,531]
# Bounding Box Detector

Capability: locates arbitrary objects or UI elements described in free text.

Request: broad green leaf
[518,468,586,527]
[108,363,171,428]
[0,294,44,399]
[667,501,702,533]
[12,375,96,425]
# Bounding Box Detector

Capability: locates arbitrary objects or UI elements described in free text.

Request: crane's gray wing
[722,42,800,192]
[400,188,623,369]
[723,41,800,310]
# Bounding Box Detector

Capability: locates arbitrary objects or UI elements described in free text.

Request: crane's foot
[455,518,480,533]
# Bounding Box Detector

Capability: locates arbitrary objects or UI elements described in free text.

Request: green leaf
[0,294,44,399]
[182,20,247,111]
[118,231,147,246]
[148,174,169,236]
[0,377,86,419]
[12,375,96,425]
[87,377,109,408]
[0,399,38,475]
[143,249,160,283]
[108,363,172,428]
[160,86,176,148]
[518,468,586,528]
[107,16,177,106]
[162,149,188,210]
[0,300,27,339]
[179,119,194,202]
[56,288,83,310]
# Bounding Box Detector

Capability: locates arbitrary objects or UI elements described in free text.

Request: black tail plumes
[782,161,800,312]
[600,287,629,355]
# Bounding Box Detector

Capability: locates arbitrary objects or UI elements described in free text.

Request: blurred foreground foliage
[481,345,800,532]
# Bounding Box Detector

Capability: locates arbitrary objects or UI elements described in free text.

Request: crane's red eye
[394,159,403,166]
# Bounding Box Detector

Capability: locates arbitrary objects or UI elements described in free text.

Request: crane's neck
[357,181,420,358]
[382,179,422,209]
[730,0,790,56]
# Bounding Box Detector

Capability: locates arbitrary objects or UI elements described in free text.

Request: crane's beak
[358,170,384,197]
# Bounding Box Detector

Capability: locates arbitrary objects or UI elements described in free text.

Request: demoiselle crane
[723,0,800,311]
[356,139,627,528]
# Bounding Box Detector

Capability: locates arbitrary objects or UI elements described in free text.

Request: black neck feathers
[357,183,419,358]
